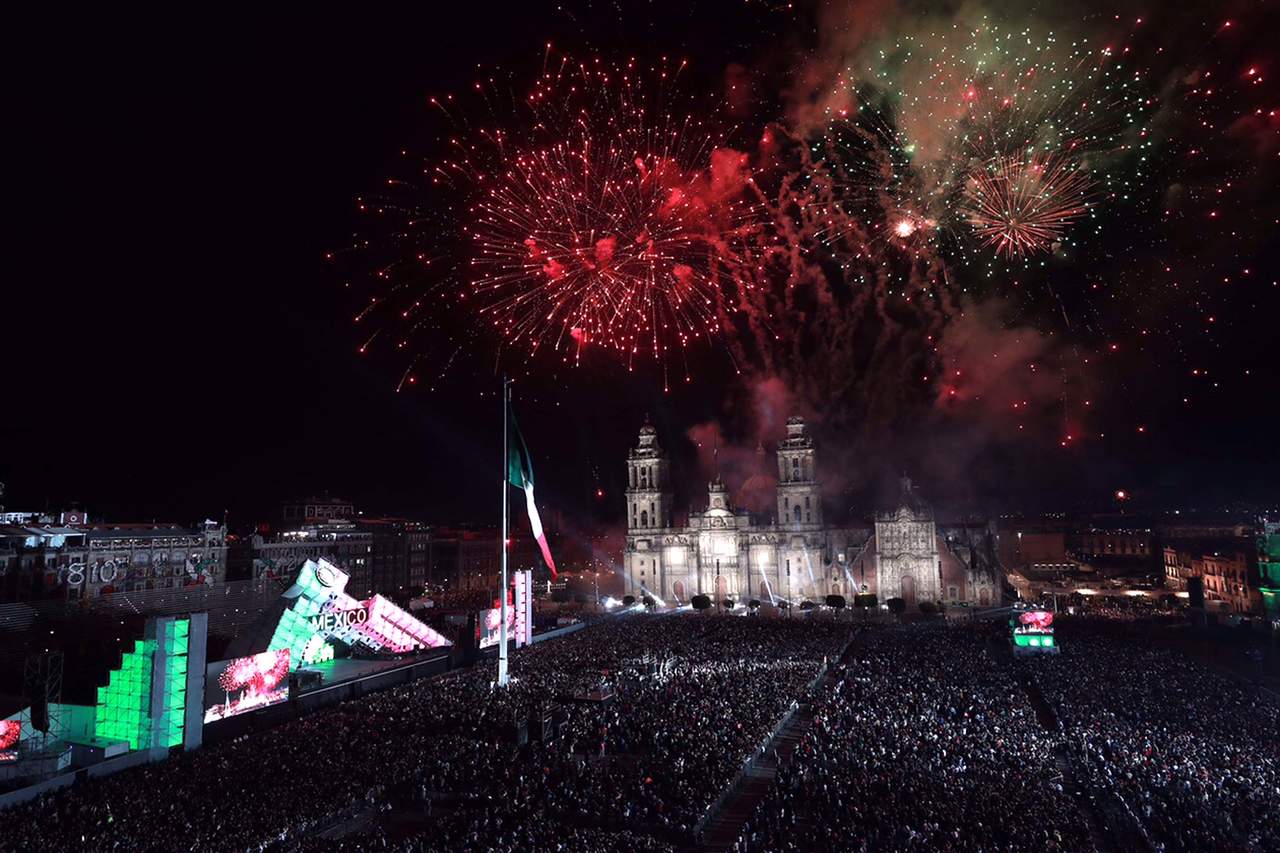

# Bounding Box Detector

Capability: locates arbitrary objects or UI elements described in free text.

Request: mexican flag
[508,409,558,579]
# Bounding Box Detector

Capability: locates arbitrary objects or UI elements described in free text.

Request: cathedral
[622,417,999,608]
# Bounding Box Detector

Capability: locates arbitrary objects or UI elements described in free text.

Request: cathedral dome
[738,472,776,514]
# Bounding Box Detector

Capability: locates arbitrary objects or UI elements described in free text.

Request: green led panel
[267,566,330,670]
[93,616,192,751]
[1013,634,1054,647]
[1258,532,1280,619]
[95,639,156,750]
[157,617,190,748]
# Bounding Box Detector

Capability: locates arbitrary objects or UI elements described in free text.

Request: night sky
[5,1,1277,530]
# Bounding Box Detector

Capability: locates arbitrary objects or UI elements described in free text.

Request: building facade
[249,522,372,592]
[621,418,997,607]
[1164,541,1264,614]
[1,521,226,603]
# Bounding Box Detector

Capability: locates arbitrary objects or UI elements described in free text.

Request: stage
[294,653,451,694]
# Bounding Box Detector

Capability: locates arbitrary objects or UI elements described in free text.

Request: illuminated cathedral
[621,417,999,607]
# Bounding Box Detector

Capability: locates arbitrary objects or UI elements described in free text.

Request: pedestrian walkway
[694,636,859,852]
[695,704,812,851]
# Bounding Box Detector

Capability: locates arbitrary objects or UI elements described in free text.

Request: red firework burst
[437,56,756,380]
[960,154,1093,258]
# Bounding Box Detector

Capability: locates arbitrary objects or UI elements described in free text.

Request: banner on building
[514,569,533,647]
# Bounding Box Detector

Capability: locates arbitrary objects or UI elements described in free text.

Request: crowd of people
[1,608,1276,851]
[0,613,846,851]
[1028,626,1280,852]
[736,623,1089,852]
[734,617,1280,853]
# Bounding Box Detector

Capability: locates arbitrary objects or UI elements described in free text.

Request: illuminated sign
[307,607,368,632]
[266,560,451,671]
[514,569,533,647]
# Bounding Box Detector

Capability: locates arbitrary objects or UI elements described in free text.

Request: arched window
[639,468,648,487]
[640,510,648,527]
[792,458,800,479]
[793,505,802,523]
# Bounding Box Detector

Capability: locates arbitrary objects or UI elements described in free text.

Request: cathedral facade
[622,417,999,608]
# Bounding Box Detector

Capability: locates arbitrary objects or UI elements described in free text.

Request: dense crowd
[735,617,1280,853]
[1027,625,1280,852]
[0,613,846,851]
[736,624,1088,852]
[2,609,1276,851]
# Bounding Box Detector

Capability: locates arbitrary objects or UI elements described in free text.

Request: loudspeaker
[29,697,48,734]
[23,652,62,734]
[1188,577,1204,609]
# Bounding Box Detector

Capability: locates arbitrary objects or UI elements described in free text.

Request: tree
[748,598,762,610]
[825,594,847,610]
[722,598,735,610]
[622,594,636,607]
[642,594,655,608]
[854,593,878,609]
[573,593,588,604]
[887,597,906,615]
[919,601,937,616]
[550,587,571,604]
[799,600,816,611]
[691,593,712,611]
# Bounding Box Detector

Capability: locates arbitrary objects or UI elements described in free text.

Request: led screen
[1012,609,1056,649]
[478,605,518,649]
[204,650,291,723]
[478,608,503,648]
[0,719,19,761]
[1017,610,1055,630]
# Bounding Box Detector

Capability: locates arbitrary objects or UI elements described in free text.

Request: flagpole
[498,375,510,687]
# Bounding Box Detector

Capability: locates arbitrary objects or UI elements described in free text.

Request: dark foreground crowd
[735,619,1280,853]
[0,613,846,852]
[1,611,1276,852]
[735,624,1088,852]
[1032,630,1280,852]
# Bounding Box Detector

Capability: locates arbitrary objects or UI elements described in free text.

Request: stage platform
[293,648,453,696]
[294,654,448,691]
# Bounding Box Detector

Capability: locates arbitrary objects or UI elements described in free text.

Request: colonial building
[622,417,998,607]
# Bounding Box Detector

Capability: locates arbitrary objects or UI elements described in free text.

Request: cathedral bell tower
[776,416,821,528]
[626,417,672,532]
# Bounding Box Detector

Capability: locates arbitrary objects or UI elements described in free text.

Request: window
[786,559,791,576]
[640,510,648,527]
[793,505,802,523]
